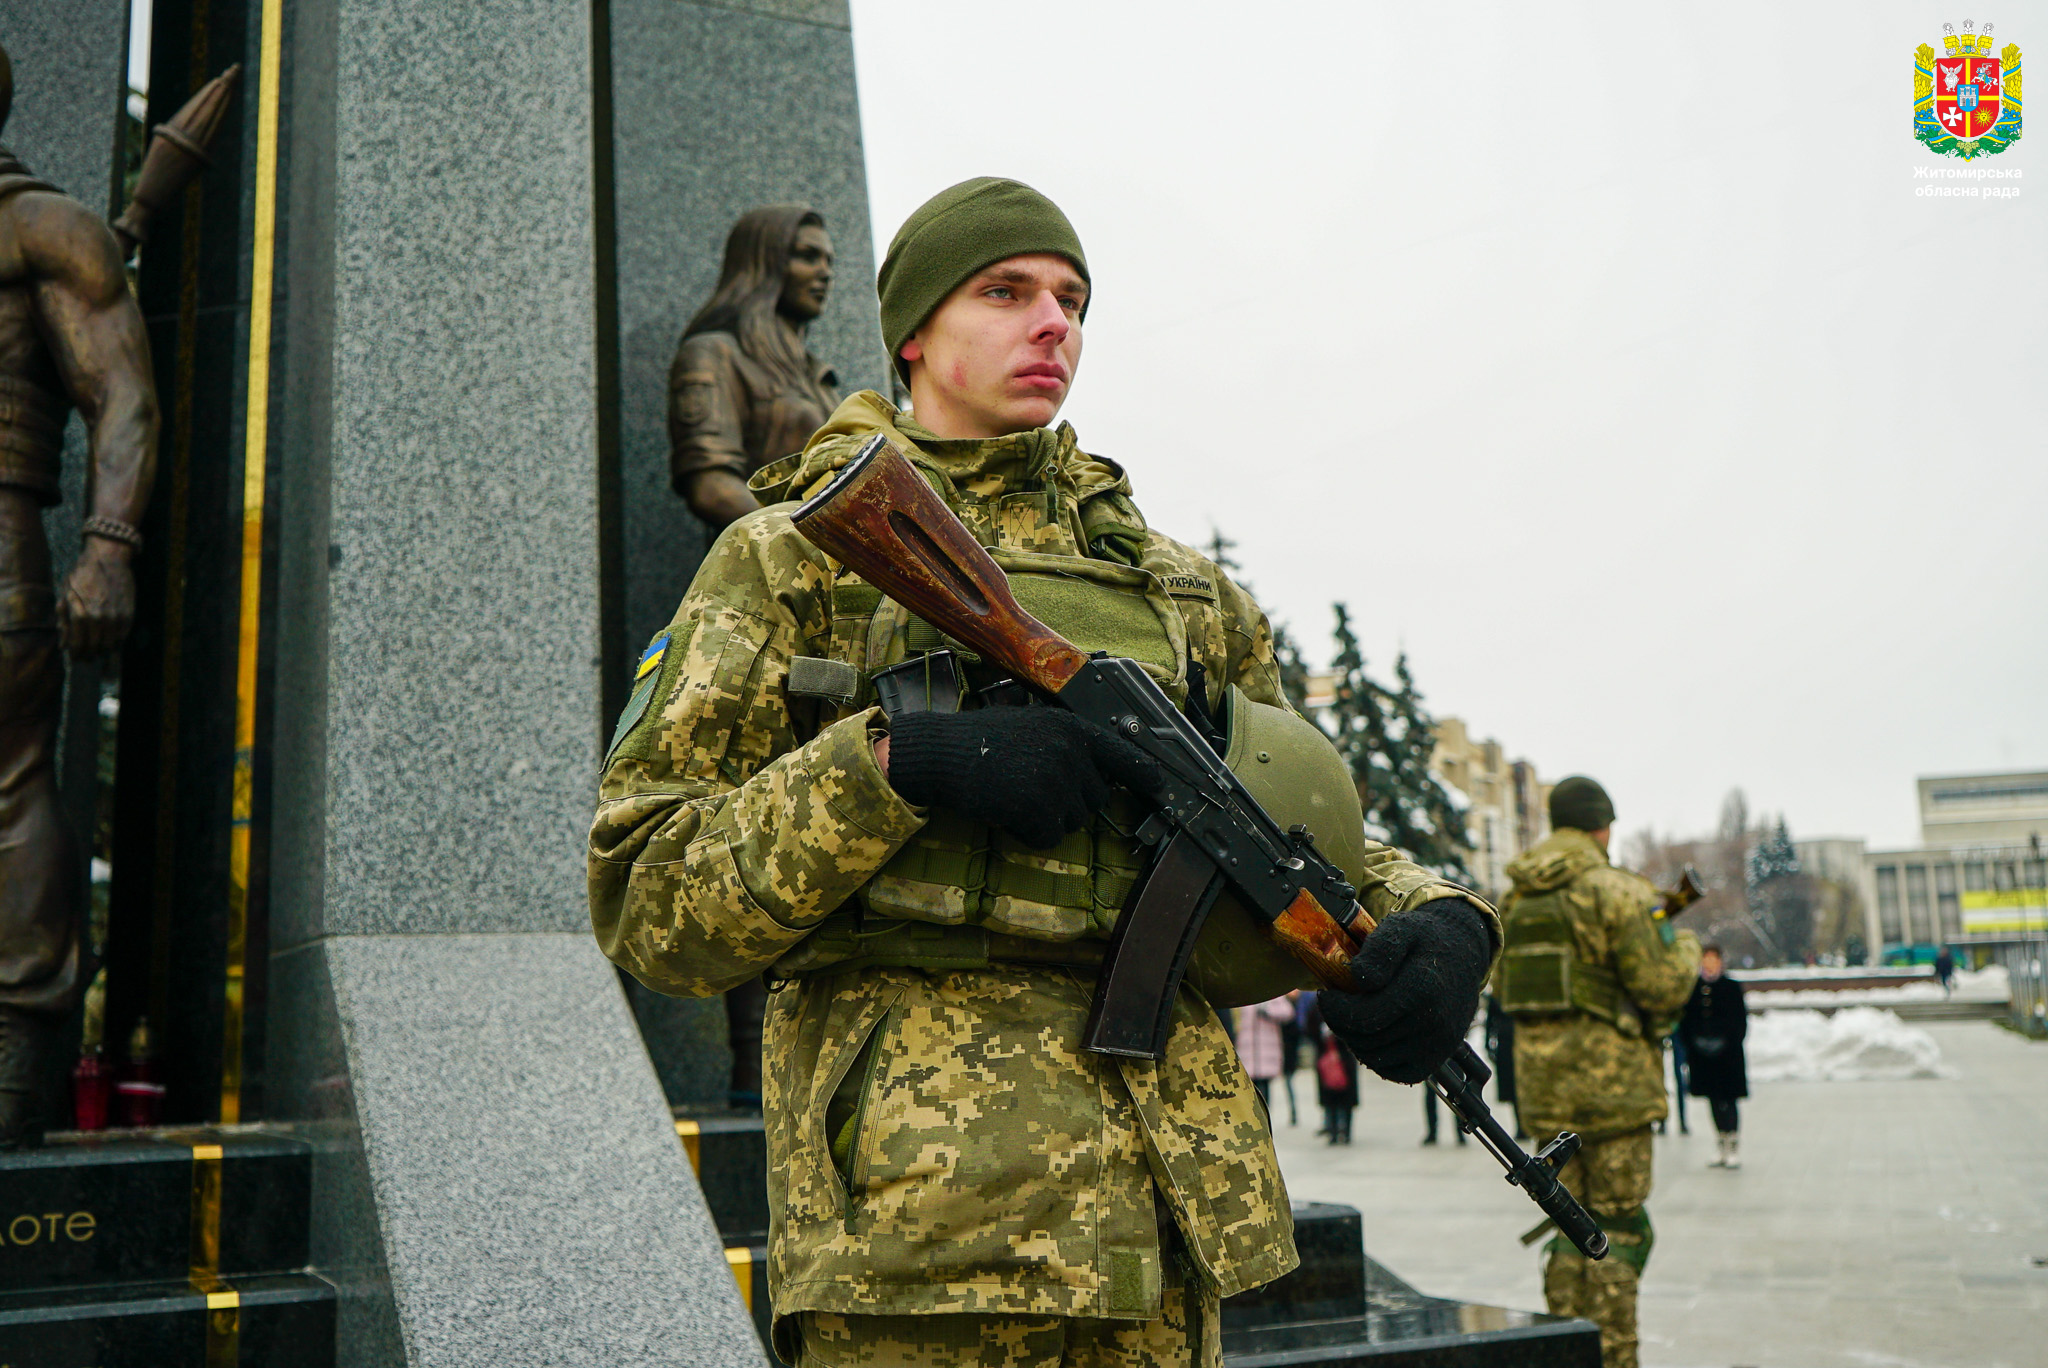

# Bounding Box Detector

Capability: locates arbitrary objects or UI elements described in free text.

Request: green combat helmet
[1184,687,1370,1008]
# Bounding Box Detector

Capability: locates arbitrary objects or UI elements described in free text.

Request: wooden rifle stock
[794,434,1373,1001]
[1271,889,1367,994]
[792,435,1089,694]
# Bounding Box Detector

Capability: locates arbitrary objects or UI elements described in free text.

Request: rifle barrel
[1429,1043,1608,1260]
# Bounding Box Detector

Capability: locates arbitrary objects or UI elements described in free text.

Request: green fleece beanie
[877,177,1090,375]
[1549,776,1615,833]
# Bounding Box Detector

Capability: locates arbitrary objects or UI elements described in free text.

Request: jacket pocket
[827,1006,895,1220]
[809,992,899,1213]
[770,980,901,1228]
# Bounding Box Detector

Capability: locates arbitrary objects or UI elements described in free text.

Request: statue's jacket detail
[589,391,1486,1345]
[668,330,838,493]
[1497,828,1701,1139]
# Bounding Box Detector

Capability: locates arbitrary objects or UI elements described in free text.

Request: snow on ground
[1744,964,2008,1009]
[1745,1006,1954,1083]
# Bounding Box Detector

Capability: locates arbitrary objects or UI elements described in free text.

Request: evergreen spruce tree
[1270,626,1313,718]
[1746,818,1801,887]
[1746,818,1811,963]
[1321,606,1472,881]
[1206,527,1311,714]
[1383,651,1474,880]
[1204,528,1240,576]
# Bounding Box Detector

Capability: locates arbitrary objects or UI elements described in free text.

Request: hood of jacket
[1504,827,1609,895]
[748,389,1149,564]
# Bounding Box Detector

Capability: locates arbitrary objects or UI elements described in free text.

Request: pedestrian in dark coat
[1483,992,1526,1139]
[1677,945,1748,1169]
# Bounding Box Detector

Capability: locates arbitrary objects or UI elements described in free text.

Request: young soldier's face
[901,253,1087,438]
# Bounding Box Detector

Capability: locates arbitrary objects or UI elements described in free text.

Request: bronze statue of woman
[668,205,839,531]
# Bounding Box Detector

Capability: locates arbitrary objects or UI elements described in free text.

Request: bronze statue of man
[0,45,160,1148]
[668,204,840,531]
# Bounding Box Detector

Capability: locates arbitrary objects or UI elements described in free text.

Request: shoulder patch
[606,633,672,769]
[635,633,671,682]
[1159,572,1217,601]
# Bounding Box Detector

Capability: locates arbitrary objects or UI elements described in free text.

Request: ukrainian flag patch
[606,632,673,768]
[636,634,670,682]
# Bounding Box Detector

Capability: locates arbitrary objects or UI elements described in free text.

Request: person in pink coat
[1236,995,1296,1113]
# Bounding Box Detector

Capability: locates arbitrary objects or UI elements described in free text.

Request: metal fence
[1987,936,2048,1038]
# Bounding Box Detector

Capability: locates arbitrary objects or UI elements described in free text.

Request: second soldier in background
[1495,776,1701,1368]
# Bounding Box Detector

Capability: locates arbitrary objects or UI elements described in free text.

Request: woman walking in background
[1277,991,1304,1126]
[1678,945,1749,1168]
[1235,996,1294,1113]
[1304,996,1359,1144]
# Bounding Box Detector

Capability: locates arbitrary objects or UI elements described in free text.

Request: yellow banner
[1962,889,2048,909]
[1962,888,2048,933]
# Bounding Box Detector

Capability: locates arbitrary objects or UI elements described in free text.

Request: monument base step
[0,1272,336,1367]
[1221,1258,1599,1367]
[1,1127,313,1293]
[1222,1307,1598,1366]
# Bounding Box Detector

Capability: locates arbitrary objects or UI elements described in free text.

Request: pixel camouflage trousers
[794,1271,1219,1368]
[1542,1125,1654,1368]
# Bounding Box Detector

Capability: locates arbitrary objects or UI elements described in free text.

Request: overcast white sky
[850,0,2046,853]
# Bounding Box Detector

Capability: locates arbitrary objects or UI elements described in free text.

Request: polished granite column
[264,0,759,1363]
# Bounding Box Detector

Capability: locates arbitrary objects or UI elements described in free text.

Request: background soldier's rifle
[1659,866,1706,917]
[793,434,1608,1260]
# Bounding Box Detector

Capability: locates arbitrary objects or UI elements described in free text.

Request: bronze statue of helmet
[1183,686,1370,1008]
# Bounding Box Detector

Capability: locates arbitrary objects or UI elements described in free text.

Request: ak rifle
[1660,867,1707,917]
[792,434,1607,1260]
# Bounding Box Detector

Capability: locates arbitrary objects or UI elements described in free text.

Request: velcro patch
[605,632,673,769]
[831,582,884,618]
[786,656,862,705]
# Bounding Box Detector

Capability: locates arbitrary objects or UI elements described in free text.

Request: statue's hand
[59,538,139,658]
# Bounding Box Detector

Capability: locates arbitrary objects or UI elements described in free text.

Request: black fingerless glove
[1317,898,1494,1084]
[886,707,1162,850]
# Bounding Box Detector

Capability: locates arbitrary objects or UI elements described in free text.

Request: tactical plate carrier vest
[1495,886,1643,1037]
[772,549,1186,979]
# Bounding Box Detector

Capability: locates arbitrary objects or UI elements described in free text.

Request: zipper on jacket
[834,1006,895,1228]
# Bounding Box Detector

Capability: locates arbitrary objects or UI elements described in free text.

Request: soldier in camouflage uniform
[1495,777,1700,1368]
[590,178,1500,1367]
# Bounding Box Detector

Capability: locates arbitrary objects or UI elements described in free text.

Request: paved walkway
[1268,1020,2047,1368]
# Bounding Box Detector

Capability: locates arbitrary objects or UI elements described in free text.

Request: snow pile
[1745,964,2008,1009]
[1746,1007,1953,1083]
